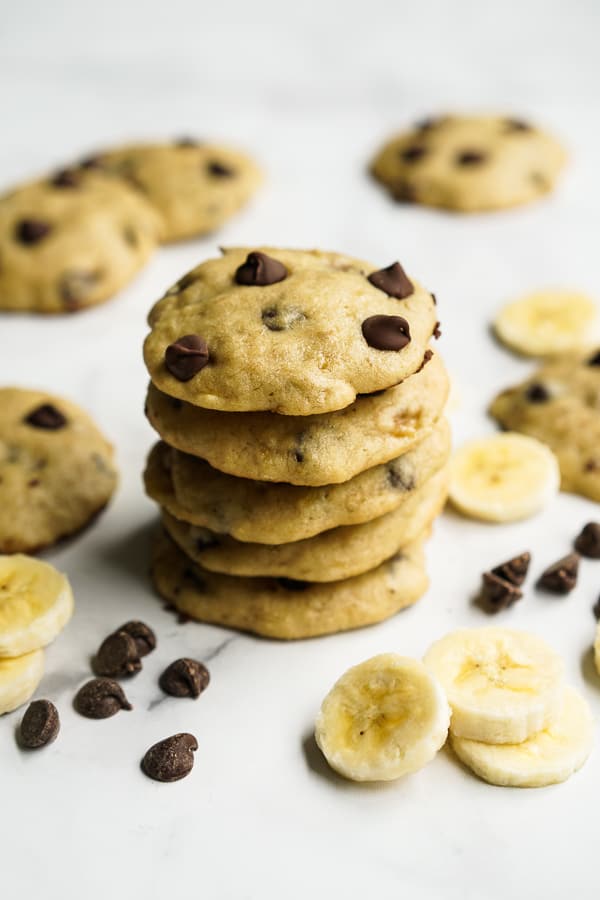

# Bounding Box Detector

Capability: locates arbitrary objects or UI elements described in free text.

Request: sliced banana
[449,433,559,522]
[423,628,564,744]
[451,686,593,787]
[494,289,599,357]
[315,653,450,782]
[0,554,74,658]
[0,649,45,715]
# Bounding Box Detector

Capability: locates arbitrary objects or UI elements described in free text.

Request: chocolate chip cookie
[489,352,600,501]
[0,388,118,552]
[85,139,262,242]
[144,247,439,415]
[371,114,566,212]
[0,170,161,313]
[151,529,428,640]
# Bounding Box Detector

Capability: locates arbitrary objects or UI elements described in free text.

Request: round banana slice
[0,554,74,658]
[449,433,559,522]
[423,628,564,744]
[494,289,599,357]
[315,653,450,782]
[0,649,45,715]
[450,686,593,787]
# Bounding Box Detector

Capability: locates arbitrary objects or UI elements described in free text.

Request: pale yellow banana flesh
[494,289,599,357]
[315,653,450,782]
[0,554,74,658]
[0,649,45,715]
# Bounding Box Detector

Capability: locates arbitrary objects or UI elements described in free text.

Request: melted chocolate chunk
[367,262,414,300]
[24,404,67,430]
[15,219,52,244]
[50,169,80,188]
[235,252,288,287]
[277,577,310,591]
[456,150,487,166]
[362,315,411,351]
[525,383,550,403]
[587,350,600,366]
[401,145,427,162]
[165,335,209,381]
[207,161,234,177]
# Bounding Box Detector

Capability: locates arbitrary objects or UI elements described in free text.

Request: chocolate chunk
[60,270,100,309]
[93,631,142,678]
[183,566,206,592]
[159,658,210,698]
[15,219,52,244]
[261,305,305,331]
[207,161,234,177]
[433,321,442,339]
[141,733,198,782]
[491,551,531,586]
[19,700,60,749]
[593,597,600,620]
[392,180,417,203]
[585,459,600,472]
[587,350,600,366]
[79,155,104,169]
[525,383,550,403]
[362,315,411,351]
[537,553,580,594]
[480,572,522,612]
[50,169,80,188]
[367,262,414,300]
[456,150,486,166]
[401,145,427,162]
[74,678,132,718]
[235,251,288,287]
[574,523,600,558]
[277,577,310,591]
[165,335,209,381]
[24,403,67,430]
[387,462,414,491]
[117,620,156,656]
[415,349,433,373]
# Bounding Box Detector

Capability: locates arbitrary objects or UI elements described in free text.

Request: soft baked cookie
[0,170,161,313]
[145,349,448,484]
[83,140,262,242]
[144,418,450,543]
[371,115,566,212]
[161,466,447,581]
[0,388,118,552]
[144,247,439,415]
[489,352,600,501]
[151,529,428,640]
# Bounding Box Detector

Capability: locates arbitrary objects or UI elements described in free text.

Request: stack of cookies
[142,247,450,639]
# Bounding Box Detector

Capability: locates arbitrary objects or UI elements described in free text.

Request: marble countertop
[1,2,599,897]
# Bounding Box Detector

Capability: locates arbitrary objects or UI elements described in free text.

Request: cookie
[489,352,600,501]
[144,418,450,544]
[0,388,118,552]
[161,465,448,581]
[371,115,566,213]
[0,170,161,313]
[84,140,262,242]
[151,529,428,640]
[144,247,439,415]
[145,348,448,485]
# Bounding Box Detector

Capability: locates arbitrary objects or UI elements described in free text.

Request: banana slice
[0,649,45,714]
[494,289,599,357]
[449,433,559,522]
[315,653,450,782]
[0,555,74,658]
[450,686,593,787]
[423,628,564,744]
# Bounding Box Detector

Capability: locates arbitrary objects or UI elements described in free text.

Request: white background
[1,1,599,897]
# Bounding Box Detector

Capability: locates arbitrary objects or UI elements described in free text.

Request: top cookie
[0,169,161,313]
[144,247,439,415]
[83,140,262,242]
[371,115,566,212]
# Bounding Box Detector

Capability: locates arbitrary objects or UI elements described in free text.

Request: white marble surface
[1,1,600,897]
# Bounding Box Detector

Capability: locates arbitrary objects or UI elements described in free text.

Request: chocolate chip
[74,678,132,718]
[362,315,411,351]
[525,383,550,403]
[392,181,417,203]
[293,449,304,463]
[587,350,600,366]
[574,523,600,558]
[367,262,414,300]
[261,305,306,331]
[415,348,434,373]
[207,161,234,177]
[433,321,442,339]
[593,597,600,620]
[165,335,209,381]
[159,658,210,698]
[401,145,427,162]
[93,631,142,678]
[277,577,310,591]
[456,151,486,166]
[141,733,198,782]
[504,118,531,132]
[480,572,522,612]
[491,552,531,586]
[117,620,156,656]
[585,459,600,472]
[235,252,288,287]
[24,404,67,430]
[537,553,580,594]
[18,700,60,749]
[15,219,52,244]
[60,270,100,309]
[50,169,80,188]
[79,155,104,169]
[386,462,414,491]
[183,566,206,592]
